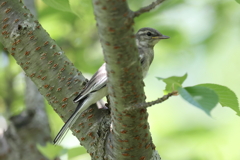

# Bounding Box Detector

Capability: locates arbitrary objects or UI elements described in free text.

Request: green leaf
[37,142,67,159]
[236,0,240,4]
[42,0,71,12]
[178,86,219,115]
[198,83,240,115]
[69,0,92,17]
[157,73,187,93]
[68,146,87,158]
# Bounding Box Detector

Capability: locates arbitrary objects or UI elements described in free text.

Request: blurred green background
[0,0,240,159]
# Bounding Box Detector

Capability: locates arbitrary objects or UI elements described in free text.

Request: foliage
[157,73,187,93]
[37,143,66,159]
[158,74,239,115]
[41,0,71,12]
[37,143,88,160]
[1,0,240,159]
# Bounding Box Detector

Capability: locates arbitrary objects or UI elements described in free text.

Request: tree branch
[1,0,52,159]
[92,0,158,159]
[0,0,110,157]
[1,0,169,159]
[135,91,178,109]
[133,0,166,18]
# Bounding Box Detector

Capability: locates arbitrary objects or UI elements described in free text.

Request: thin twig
[133,0,166,18]
[135,91,178,108]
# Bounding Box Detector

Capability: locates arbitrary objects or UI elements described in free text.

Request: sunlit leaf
[37,142,67,159]
[157,73,187,93]
[198,83,240,115]
[178,86,219,115]
[68,146,87,158]
[69,0,93,17]
[42,0,71,12]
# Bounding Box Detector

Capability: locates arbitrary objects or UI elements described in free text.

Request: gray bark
[0,0,164,159]
[0,0,53,159]
[92,0,156,159]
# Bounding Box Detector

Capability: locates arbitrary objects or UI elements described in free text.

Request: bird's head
[136,27,169,48]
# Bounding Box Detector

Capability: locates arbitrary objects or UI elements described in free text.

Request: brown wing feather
[73,63,107,103]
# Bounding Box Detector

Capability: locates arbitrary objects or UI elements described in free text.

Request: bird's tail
[53,111,77,145]
[53,100,86,145]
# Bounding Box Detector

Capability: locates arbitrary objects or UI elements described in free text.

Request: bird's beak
[160,35,170,39]
[152,35,170,39]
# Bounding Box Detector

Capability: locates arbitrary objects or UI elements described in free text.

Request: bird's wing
[138,47,145,64]
[53,101,83,145]
[73,63,107,103]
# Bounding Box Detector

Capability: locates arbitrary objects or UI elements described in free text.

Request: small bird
[53,27,169,145]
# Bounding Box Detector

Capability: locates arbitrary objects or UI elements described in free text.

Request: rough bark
[0,0,111,159]
[92,1,156,159]
[0,0,52,159]
[0,0,166,159]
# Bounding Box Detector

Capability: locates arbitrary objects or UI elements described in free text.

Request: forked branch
[135,91,178,108]
[133,0,166,18]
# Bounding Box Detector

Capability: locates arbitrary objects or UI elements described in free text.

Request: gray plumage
[53,27,169,145]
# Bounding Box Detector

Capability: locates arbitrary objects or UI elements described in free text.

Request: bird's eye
[146,32,152,36]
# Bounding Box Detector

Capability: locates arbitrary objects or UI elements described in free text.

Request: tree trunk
[0,0,164,159]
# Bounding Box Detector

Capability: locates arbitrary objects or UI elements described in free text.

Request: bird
[53,27,169,145]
